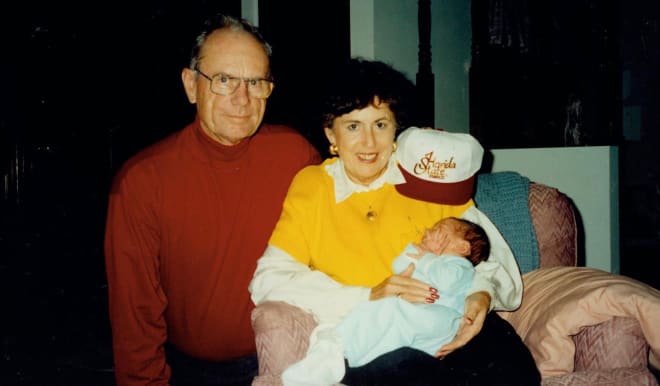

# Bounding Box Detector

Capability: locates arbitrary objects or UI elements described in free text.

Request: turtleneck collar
[191,116,251,164]
[325,156,406,203]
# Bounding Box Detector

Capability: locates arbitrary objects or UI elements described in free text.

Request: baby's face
[421,218,464,254]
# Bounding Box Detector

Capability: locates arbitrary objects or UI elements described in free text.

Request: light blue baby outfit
[336,244,475,367]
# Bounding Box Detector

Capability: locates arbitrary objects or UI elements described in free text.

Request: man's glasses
[194,66,273,99]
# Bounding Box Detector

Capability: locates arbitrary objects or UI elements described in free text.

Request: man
[104,14,321,386]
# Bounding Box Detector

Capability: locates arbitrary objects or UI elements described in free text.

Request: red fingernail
[430,287,438,293]
[426,297,436,303]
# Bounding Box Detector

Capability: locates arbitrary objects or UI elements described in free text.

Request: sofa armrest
[541,368,658,386]
[573,316,649,371]
[251,301,317,386]
[498,266,660,379]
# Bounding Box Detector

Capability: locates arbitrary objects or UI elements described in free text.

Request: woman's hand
[435,291,491,357]
[369,263,439,304]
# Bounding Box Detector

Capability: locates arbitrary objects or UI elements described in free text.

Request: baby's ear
[457,240,471,256]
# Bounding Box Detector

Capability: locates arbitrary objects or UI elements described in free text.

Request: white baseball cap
[395,127,484,205]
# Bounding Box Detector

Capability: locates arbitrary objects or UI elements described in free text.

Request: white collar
[324,156,406,203]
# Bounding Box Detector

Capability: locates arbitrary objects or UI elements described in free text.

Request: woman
[249,58,540,385]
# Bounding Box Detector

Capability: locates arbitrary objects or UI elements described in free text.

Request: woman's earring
[392,142,398,152]
[329,144,338,155]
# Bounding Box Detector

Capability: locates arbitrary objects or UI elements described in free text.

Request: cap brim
[395,164,475,205]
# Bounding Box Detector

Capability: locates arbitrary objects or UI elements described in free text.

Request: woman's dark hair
[319,58,419,132]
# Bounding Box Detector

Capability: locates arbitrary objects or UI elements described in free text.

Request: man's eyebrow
[212,71,269,80]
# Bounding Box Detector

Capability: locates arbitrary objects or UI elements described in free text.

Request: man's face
[182,29,272,145]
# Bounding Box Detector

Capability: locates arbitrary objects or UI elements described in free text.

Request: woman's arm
[249,245,370,324]
[460,206,524,311]
[436,291,491,357]
[249,245,434,323]
[435,205,523,357]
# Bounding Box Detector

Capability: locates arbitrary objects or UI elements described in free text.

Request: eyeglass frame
[194,66,274,98]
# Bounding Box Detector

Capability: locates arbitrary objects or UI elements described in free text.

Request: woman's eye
[347,123,358,131]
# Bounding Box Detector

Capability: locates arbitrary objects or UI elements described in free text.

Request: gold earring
[392,142,398,152]
[329,144,338,155]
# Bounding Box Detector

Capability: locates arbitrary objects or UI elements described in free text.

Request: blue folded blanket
[474,171,540,273]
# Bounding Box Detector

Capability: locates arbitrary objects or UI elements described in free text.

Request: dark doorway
[469,0,660,290]
[1,1,352,383]
[469,0,621,150]
[1,1,242,384]
[259,0,351,156]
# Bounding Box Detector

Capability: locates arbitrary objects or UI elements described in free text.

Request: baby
[337,216,491,367]
[282,216,490,385]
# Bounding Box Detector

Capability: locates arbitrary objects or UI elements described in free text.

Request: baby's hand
[406,243,425,260]
[420,229,448,255]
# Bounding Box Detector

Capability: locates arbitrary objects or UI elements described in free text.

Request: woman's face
[324,100,397,186]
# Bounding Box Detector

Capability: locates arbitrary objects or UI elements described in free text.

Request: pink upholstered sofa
[251,175,660,385]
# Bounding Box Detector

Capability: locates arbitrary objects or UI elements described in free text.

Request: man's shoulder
[254,124,322,165]
[112,128,186,183]
[258,123,303,135]
[134,131,182,159]
[256,124,313,146]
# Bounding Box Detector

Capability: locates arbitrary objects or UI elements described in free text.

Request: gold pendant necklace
[366,206,377,221]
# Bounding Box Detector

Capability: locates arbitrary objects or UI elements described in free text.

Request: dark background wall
[1,1,658,385]
[469,0,660,290]
[617,2,660,291]
[0,1,349,384]
[470,0,622,149]
[1,3,239,384]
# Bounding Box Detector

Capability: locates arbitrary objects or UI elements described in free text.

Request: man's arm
[104,168,169,386]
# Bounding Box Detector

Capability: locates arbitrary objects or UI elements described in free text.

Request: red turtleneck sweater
[104,118,321,385]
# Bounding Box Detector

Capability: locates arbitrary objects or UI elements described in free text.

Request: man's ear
[181,67,197,104]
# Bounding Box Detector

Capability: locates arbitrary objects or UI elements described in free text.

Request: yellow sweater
[269,158,473,288]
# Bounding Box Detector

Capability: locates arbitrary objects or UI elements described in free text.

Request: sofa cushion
[528,183,577,268]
